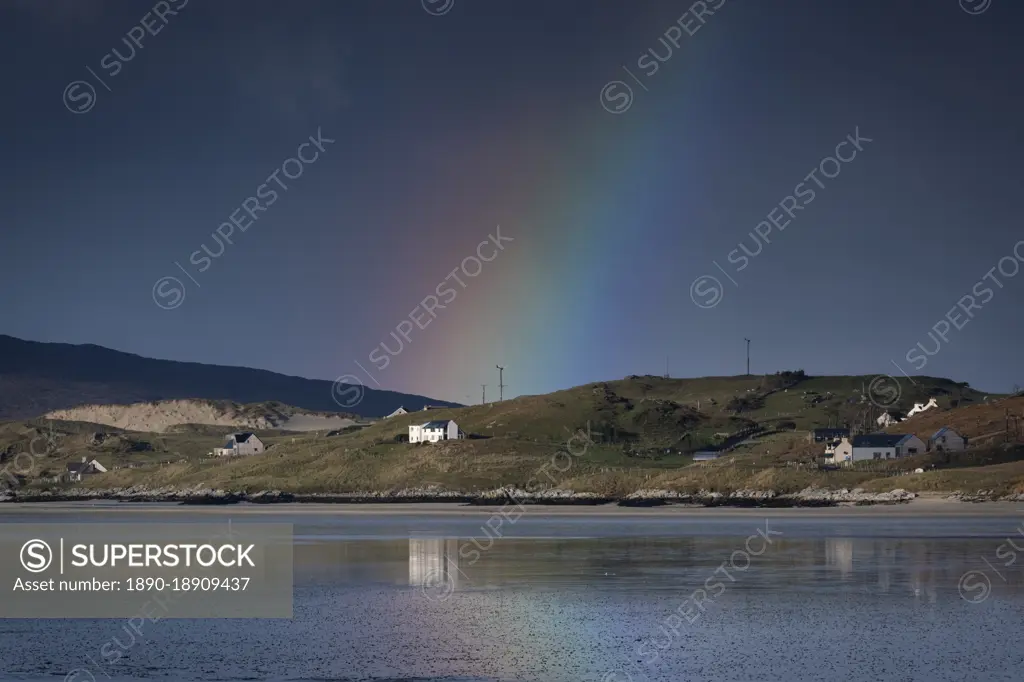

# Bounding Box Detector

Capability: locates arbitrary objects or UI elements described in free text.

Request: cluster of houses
[58,431,268,483]
[813,426,968,465]
[58,418,467,477]
[55,432,265,484]
[202,419,467,448]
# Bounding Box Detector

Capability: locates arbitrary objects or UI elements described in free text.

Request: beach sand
[0,496,1020,517]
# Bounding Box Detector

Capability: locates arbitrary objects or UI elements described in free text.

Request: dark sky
[1,0,1022,402]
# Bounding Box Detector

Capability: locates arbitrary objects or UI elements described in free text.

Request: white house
[876,411,905,427]
[909,395,937,417]
[386,406,409,418]
[66,457,107,482]
[929,427,967,452]
[851,434,926,462]
[408,423,423,443]
[409,420,461,444]
[214,432,265,456]
[825,437,854,465]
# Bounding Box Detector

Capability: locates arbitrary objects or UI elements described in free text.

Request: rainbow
[381,10,721,403]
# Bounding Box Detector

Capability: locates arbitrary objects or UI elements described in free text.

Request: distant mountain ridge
[0,335,459,420]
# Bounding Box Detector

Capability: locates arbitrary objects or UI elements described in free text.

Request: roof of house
[66,460,101,473]
[423,420,454,429]
[233,432,255,443]
[931,427,960,440]
[852,434,912,448]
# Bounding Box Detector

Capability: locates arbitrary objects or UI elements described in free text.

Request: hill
[0,335,459,419]
[4,373,1016,498]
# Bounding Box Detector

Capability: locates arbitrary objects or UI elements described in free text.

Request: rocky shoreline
[4,485,1020,506]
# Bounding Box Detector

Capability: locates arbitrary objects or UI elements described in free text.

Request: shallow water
[2,509,1024,681]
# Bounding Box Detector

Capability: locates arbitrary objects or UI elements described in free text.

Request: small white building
[66,457,107,482]
[409,420,461,444]
[851,434,926,462]
[906,398,939,418]
[386,406,409,418]
[214,432,265,456]
[930,427,967,452]
[876,411,905,427]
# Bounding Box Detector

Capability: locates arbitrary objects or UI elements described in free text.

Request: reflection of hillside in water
[288,533,1023,603]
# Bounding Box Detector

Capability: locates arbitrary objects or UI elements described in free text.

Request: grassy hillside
[883,395,1024,444]
[1,374,1016,496]
[0,419,300,488]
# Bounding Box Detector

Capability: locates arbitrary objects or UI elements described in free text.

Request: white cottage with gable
[65,457,107,482]
[409,420,461,444]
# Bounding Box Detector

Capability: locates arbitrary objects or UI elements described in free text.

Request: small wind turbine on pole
[496,365,506,402]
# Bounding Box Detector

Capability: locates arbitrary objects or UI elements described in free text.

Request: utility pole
[744,338,751,376]
[481,384,487,404]
[665,356,670,379]
[496,365,506,401]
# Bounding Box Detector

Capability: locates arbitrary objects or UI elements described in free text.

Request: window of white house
[873,453,881,460]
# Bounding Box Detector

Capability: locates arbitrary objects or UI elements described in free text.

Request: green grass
[0,373,1011,495]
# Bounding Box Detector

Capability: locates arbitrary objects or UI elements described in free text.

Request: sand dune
[43,399,358,433]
